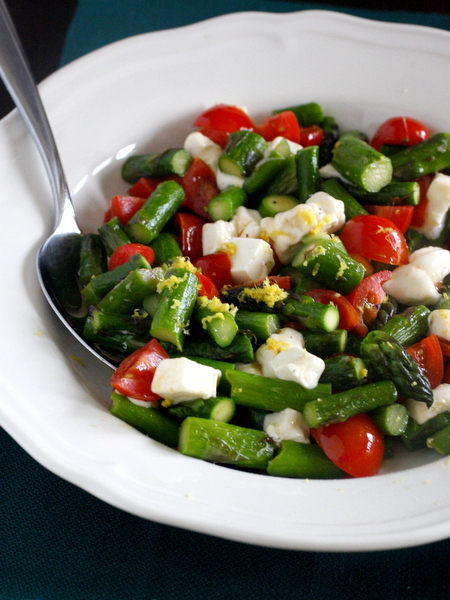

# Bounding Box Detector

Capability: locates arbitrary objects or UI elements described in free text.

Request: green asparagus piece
[81,253,153,306]
[121,148,192,183]
[218,130,267,178]
[427,424,450,455]
[150,267,199,351]
[261,155,298,196]
[110,391,179,447]
[291,239,365,295]
[226,369,331,413]
[273,102,323,126]
[258,194,298,218]
[207,186,247,221]
[126,180,186,244]
[276,294,340,332]
[160,331,255,363]
[401,412,450,451]
[319,354,368,391]
[97,268,163,315]
[332,136,393,193]
[98,216,131,255]
[296,145,320,203]
[178,417,275,470]
[378,305,430,347]
[166,396,236,423]
[149,232,182,266]
[194,300,239,348]
[78,233,107,286]
[302,380,397,428]
[343,180,420,206]
[243,155,287,196]
[267,440,346,479]
[368,404,409,436]
[391,133,450,180]
[234,310,281,341]
[83,318,148,356]
[301,329,348,358]
[359,330,433,405]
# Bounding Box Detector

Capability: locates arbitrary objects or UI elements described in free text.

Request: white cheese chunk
[429,309,450,341]
[230,206,262,239]
[414,173,450,240]
[382,264,440,306]
[408,246,450,285]
[184,131,221,171]
[216,170,245,191]
[150,357,221,404]
[229,237,274,284]
[264,408,310,443]
[406,383,450,424]
[255,327,324,388]
[202,220,237,256]
[235,361,263,376]
[259,191,345,264]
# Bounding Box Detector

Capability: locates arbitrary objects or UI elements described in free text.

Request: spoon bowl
[0,0,114,369]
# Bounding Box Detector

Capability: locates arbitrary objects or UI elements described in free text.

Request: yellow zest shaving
[156,272,188,293]
[265,338,290,355]
[239,278,288,308]
[169,256,198,273]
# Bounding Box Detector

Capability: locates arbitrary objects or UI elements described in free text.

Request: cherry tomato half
[193,252,232,290]
[311,413,384,478]
[108,243,155,270]
[195,272,220,299]
[256,111,301,144]
[371,116,431,151]
[340,214,409,266]
[182,158,219,221]
[193,104,255,133]
[363,205,414,234]
[105,195,146,226]
[345,270,393,337]
[299,125,324,147]
[174,212,206,262]
[110,338,169,401]
[406,334,444,390]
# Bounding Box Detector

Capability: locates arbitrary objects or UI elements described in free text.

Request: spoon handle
[0,0,76,232]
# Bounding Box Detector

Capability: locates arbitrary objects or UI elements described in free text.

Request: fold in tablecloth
[2,1,450,599]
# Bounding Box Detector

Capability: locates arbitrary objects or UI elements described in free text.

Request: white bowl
[2,10,450,552]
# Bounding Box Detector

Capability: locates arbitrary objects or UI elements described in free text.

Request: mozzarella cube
[202,220,237,256]
[270,346,325,389]
[414,173,450,240]
[409,246,450,285]
[406,383,450,424]
[184,131,221,171]
[216,170,245,191]
[256,327,305,378]
[151,357,221,404]
[429,309,450,341]
[264,408,310,444]
[382,264,440,306]
[229,237,274,284]
[259,192,345,264]
[230,206,262,239]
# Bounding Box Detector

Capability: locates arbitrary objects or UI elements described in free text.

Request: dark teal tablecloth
[3,2,450,598]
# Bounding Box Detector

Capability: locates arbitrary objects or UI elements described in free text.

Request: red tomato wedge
[195,272,219,299]
[439,338,450,359]
[299,125,324,147]
[108,243,155,270]
[193,104,255,134]
[105,195,146,226]
[126,177,161,199]
[363,205,414,234]
[411,175,434,229]
[406,334,444,389]
[181,158,219,221]
[371,116,431,151]
[256,111,300,144]
[193,252,232,289]
[174,212,206,262]
[311,413,384,478]
[340,214,409,265]
[110,339,169,401]
[305,289,359,331]
[346,270,393,337]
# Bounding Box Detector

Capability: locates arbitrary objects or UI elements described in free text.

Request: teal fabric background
[2,1,450,598]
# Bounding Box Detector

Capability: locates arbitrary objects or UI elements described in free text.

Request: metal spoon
[0,0,115,369]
